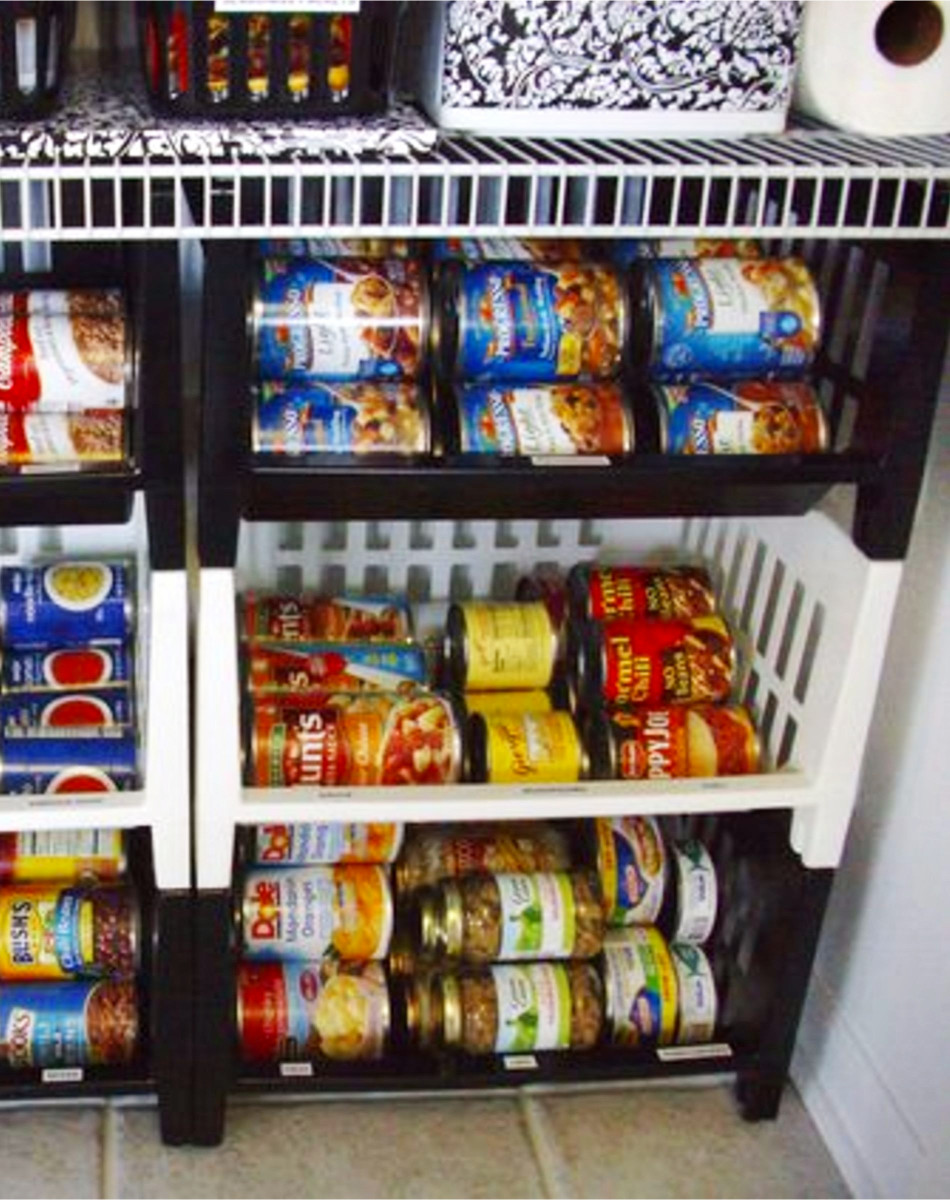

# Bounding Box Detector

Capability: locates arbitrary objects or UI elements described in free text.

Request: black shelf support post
[192,890,235,1146]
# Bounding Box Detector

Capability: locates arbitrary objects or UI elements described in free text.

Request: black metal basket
[137,2,399,119]
[0,2,75,118]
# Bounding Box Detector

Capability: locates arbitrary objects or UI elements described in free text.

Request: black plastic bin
[0,1,74,118]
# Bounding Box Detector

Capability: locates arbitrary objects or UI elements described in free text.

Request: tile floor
[0,1080,850,1199]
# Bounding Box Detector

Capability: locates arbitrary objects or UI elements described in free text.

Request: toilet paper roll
[794,0,950,136]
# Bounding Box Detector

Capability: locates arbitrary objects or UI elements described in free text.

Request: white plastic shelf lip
[0,794,148,829]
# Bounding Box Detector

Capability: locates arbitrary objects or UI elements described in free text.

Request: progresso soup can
[0,979,138,1068]
[634,257,820,381]
[656,380,829,455]
[0,645,133,693]
[435,260,628,383]
[0,563,134,647]
[251,257,429,383]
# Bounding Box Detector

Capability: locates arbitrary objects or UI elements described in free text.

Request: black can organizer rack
[193,224,950,1146]
[0,240,191,1145]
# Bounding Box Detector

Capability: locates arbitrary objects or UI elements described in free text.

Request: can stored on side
[468,710,589,785]
[0,732,140,794]
[247,822,404,866]
[601,926,679,1048]
[669,941,718,1044]
[444,601,560,693]
[593,816,668,928]
[0,979,138,1067]
[0,411,127,467]
[566,564,717,623]
[0,688,134,733]
[0,645,134,693]
[241,592,413,643]
[0,830,126,884]
[243,641,430,695]
[0,562,135,647]
[660,840,719,946]
[655,380,829,455]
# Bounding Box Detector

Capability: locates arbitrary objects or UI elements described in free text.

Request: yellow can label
[485,712,582,784]
[0,887,95,980]
[464,690,553,717]
[603,926,679,1048]
[462,602,555,690]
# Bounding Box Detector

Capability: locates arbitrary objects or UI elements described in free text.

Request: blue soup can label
[644,258,820,381]
[0,731,139,794]
[0,980,136,1066]
[253,257,427,383]
[657,381,828,455]
[0,562,134,647]
[454,262,625,382]
[0,688,134,733]
[0,645,133,693]
[458,382,631,456]
[253,382,429,456]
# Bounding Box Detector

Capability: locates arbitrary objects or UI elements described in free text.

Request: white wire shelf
[1,61,949,243]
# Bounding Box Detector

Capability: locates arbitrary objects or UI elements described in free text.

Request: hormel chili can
[245,692,464,787]
[244,641,428,695]
[567,564,717,623]
[1,689,133,734]
[0,732,139,794]
[241,593,412,643]
[586,705,760,780]
[237,960,390,1063]
[0,645,133,693]
[249,822,404,866]
[0,563,134,647]
[572,615,735,707]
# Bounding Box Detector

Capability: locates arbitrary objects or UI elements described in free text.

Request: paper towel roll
[794,0,950,136]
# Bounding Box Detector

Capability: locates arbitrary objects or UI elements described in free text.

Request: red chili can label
[237,960,390,1063]
[242,593,412,643]
[570,565,716,622]
[247,692,462,787]
[1,689,133,733]
[594,705,759,779]
[1,645,133,693]
[597,615,734,705]
[251,823,404,866]
[245,642,428,696]
[595,816,667,927]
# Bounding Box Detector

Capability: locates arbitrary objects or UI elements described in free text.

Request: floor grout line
[519,1092,573,1200]
[101,1103,120,1200]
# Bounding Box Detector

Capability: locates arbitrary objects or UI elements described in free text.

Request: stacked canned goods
[0,828,141,1070]
[432,239,636,460]
[0,560,141,794]
[0,289,130,472]
[240,590,466,788]
[249,243,435,458]
[236,821,400,1064]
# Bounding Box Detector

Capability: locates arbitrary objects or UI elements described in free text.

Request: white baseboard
[792,971,925,1198]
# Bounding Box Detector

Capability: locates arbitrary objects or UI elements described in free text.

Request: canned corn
[468,710,588,784]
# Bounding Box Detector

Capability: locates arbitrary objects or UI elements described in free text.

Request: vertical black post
[192,891,235,1145]
[153,891,195,1145]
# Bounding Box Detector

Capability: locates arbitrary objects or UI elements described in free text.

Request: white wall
[793,377,950,1197]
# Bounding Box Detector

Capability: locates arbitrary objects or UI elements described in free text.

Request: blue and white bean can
[0,689,134,733]
[0,645,133,693]
[0,980,137,1067]
[253,382,430,456]
[0,563,134,647]
[0,731,139,793]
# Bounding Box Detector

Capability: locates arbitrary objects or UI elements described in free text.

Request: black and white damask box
[405,0,802,137]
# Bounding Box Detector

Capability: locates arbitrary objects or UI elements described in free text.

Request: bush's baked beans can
[0,290,129,413]
[237,960,390,1063]
[242,593,412,643]
[0,563,134,647]
[434,260,628,383]
[570,615,735,708]
[669,941,717,1044]
[468,711,589,785]
[585,705,760,781]
[453,382,633,456]
[444,601,559,692]
[0,411,126,466]
[601,926,678,1048]
[244,642,429,696]
[248,822,404,866]
[0,732,140,794]
[252,381,432,456]
[1,689,134,733]
[251,257,429,383]
[245,692,465,788]
[655,380,829,455]
[0,645,133,693]
[240,865,393,962]
[633,257,820,381]
[663,840,718,946]
[594,816,668,927]
[0,883,139,980]
[0,830,126,885]
[0,979,138,1067]
[567,564,716,623]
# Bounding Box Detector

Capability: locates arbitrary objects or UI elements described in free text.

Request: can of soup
[0,411,126,466]
[444,601,559,692]
[0,830,126,884]
[253,381,431,456]
[1,689,134,733]
[0,732,140,794]
[237,960,390,1063]
[635,257,820,381]
[594,816,668,928]
[251,257,429,383]
[454,382,633,456]
[0,562,134,647]
[669,941,717,1044]
[0,979,138,1067]
[240,865,393,962]
[248,822,404,866]
[0,645,133,694]
[468,710,588,784]
[567,564,716,623]
[244,642,429,695]
[241,593,412,643]
[656,380,829,455]
[601,926,678,1048]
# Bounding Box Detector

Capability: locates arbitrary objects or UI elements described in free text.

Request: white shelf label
[41,1067,84,1083]
[656,1043,733,1063]
[279,1061,314,1078]
[502,1055,539,1071]
[529,456,611,468]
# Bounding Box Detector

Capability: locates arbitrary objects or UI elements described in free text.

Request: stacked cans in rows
[0,290,130,471]
[0,561,141,793]
[0,829,140,1071]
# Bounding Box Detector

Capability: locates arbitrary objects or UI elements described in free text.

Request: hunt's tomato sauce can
[249,822,404,866]
[0,562,134,646]
[244,642,428,695]
[245,692,464,788]
[567,565,716,623]
[0,689,134,733]
[571,615,735,707]
[0,732,139,794]
[0,645,133,693]
[586,705,760,780]
[237,960,390,1063]
[241,593,412,643]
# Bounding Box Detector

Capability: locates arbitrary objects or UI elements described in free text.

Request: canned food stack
[250,254,434,459]
[240,591,466,789]
[0,561,141,794]
[633,255,830,456]
[0,290,130,473]
[236,822,401,1065]
[0,829,141,1071]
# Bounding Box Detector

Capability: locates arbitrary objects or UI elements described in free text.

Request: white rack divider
[0,495,190,891]
[195,511,901,889]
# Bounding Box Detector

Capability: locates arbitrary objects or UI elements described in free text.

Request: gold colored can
[445,601,559,692]
[470,711,588,784]
[463,690,554,718]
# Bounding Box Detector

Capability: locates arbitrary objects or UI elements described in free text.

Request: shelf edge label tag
[279,1061,314,1078]
[42,1067,84,1083]
[656,1043,733,1062]
[503,1054,539,1071]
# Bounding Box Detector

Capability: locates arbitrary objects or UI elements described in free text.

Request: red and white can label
[599,616,733,705]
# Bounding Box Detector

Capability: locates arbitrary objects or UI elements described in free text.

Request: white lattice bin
[195,512,900,888]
